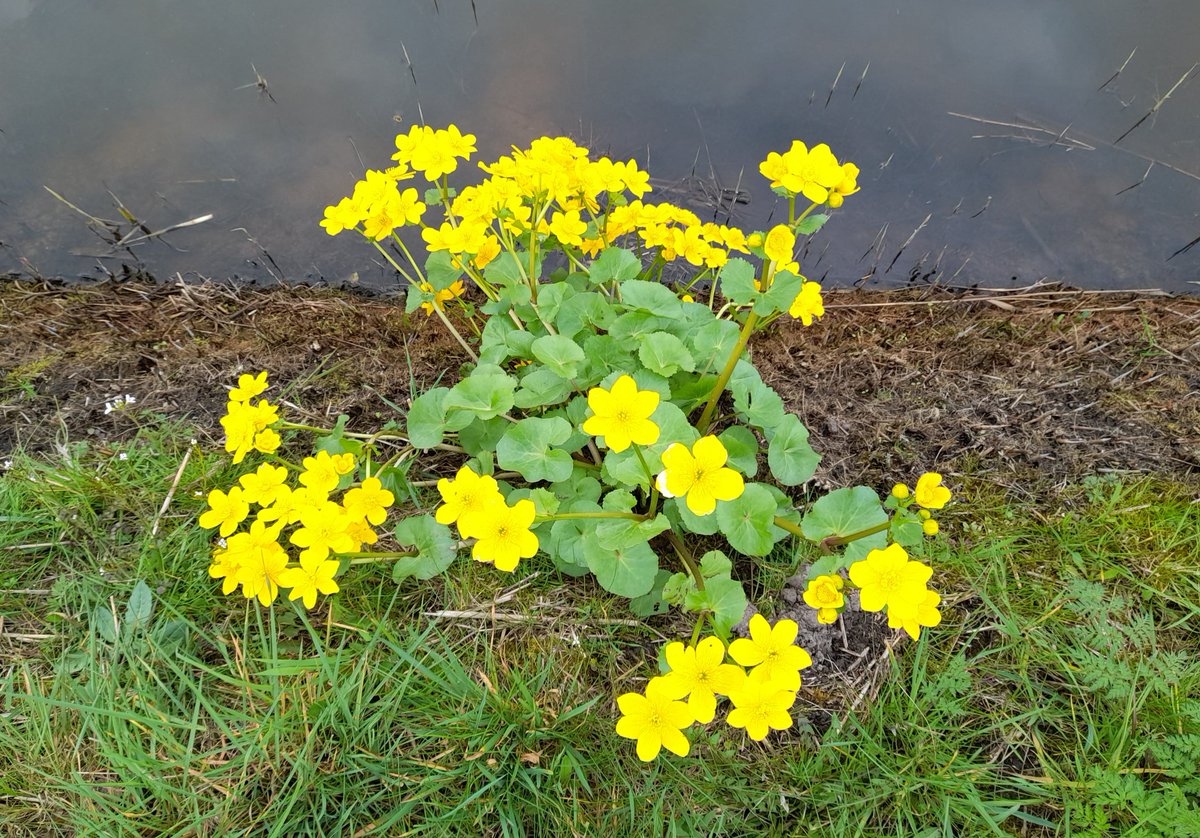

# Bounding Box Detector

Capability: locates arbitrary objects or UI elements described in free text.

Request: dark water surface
[2,0,1198,291]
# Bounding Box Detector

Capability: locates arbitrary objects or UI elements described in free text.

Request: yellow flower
[914,472,952,510]
[802,574,845,625]
[419,279,466,316]
[788,281,824,326]
[922,519,940,536]
[221,398,279,464]
[238,463,289,507]
[470,498,538,572]
[199,487,250,537]
[208,547,243,596]
[848,543,933,616]
[253,428,281,456]
[581,375,660,453]
[289,501,355,562]
[256,484,318,526]
[891,483,910,500]
[660,436,744,516]
[658,637,747,724]
[888,588,942,640]
[392,124,476,181]
[299,451,343,494]
[331,453,356,476]
[229,371,269,402]
[759,141,844,204]
[548,209,588,247]
[235,540,289,607]
[763,225,796,264]
[435,465,504,537]
[725,666,797,741]
[344,517,379,551]
[321,196,363,236]
[343,477,394,526]
[728,614,813,690]
[615,676,695,762]
[278,552,341,610]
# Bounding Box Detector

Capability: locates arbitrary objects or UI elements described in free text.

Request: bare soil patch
[3,279,1197,492]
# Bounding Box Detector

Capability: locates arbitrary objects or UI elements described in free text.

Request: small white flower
[1,459,12,470]
[217,537,227,548]
[118,452,128,461]
[103,394,138,415]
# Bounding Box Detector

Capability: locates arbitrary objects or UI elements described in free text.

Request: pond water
[2,0,1198,292]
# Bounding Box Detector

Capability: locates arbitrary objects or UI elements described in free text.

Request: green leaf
[94,604,118,643]
[550,466,603,505]
[315,415,364,462]
[698,549,732,578]
[404,283,435,314]
[588,246,641,285]
[638,332,695,377]
[796,213,830,235]
[545,500,600,577]
[496,417,574,483]
[629,570,674,617]
[718,425,760,478]
[556,291,615,339]
[805,554,841,580]
[513,368,574,410]
[424,250,463,292]
[596,513,671,551]
[670,496,721,535]
[584,538,659,598]
[457,417,509,459]
[618,280,682,317]
[608,310,676,342]
[754,269,805,317]
[890,509,926,547]
[532,335,586,379]
[716,483,785,556]
[766,414,820,485]
[685,577,747,637]
[800,486,888,563]
[730,361,786,429]
[719,258,758,305]
[662,571,694,606]
[444,364,516,421]
[124,581,154,634]
[689,319,741,371]
[392,515,457,581]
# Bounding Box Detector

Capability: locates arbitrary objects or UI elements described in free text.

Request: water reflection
[0,0,1197,291]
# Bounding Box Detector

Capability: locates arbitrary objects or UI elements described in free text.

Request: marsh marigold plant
[199,126,956,764]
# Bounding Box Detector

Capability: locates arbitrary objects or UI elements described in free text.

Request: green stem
[695,309,759,434]
[689,613,705,647]
[665,530,704,592]
[632,445,660,517]
[773,515,805,539]
[342,550,418,564]
[537,511,648,523]
[819,520,892,552]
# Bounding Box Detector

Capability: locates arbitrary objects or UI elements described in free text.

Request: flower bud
[922,519,939,536]
[891,483,910,500]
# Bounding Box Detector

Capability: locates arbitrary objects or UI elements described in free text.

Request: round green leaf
[718,425,760,478]
[685,577,747,637]
[588,246,641,285]
[444,364,516,421]
[638,331,695,377]
[618,279,683,317]
[800,486,887,542]
[496,417,574,484]
[718,258,758,305]
[584,538,659,598]
[532,334,586,379]
[766,414,820,485]
[406,387,450,450]
[716,482,785,556]
[392,515,456,581]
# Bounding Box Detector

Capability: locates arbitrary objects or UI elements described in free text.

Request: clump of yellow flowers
[201,372,394,608]
[196,125,959,765]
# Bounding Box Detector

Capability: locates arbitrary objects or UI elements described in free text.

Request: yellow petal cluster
[581,374,660,453]
[848,543,941,640]
[659,436,745,516]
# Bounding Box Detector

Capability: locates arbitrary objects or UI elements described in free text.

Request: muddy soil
[3,279,1197,490]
